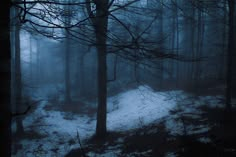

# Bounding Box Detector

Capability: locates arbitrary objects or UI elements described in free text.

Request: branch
[76,130,87,157]
[11,99,44,117]
[12,0,87,6]
[109,13,135,40]
[85,0,96,26]
[11,106,31,117]
[109,0,140,13]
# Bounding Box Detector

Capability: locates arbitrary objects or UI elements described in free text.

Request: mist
[1,0,235,156]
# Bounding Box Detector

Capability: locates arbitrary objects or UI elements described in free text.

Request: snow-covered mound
[107,85,178,131]
[12,85,180,157]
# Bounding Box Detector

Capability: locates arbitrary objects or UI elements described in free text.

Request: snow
[12,85,224,157]
[164,92,224,136]
[165,152,176,157]
[198,137,212,144]
[198,95,224,108]
[107,85,177,131]
[13,100,96,157]
[87,145,122,157]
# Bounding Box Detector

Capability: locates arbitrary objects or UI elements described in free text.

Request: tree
[13,0,110,137]
[158,0,164,86]
[219,0,227,79]
[64,1,72,104]
[12,0,189,139]
[13,2,25,135]
[86,0,109,137]
[225,0,235,112]
[77,50,87,99]
[0,1,11,156]
[194,0,205,91]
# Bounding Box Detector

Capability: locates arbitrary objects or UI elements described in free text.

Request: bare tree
[86,0,109,137]
[0,1,11,156]
[64,1,73,104]
[11,0,195,138]
[226,0,235,112]
[14,5,25,135]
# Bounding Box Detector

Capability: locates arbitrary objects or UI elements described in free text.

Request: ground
[11,85,236,157]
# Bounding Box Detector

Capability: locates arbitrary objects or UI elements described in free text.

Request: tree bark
[15,17,24,135]
[158,0,164,87]
[0,1,11,156]
[78,53,86,98]
[64,2,72,104]
[170,3,176,80]
[30,36,33,82]
[95,0,109,137]
[226,0,235,111]
[175,0,179,87]
[65,30,71,104]
[195,3,204,91]
[219,1,227,79]
[190,5,196,82]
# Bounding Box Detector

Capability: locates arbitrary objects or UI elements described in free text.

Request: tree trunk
[65,30,71,104]
[30,36,33,83]
[190,6,196,83]
[175,0,179,87]
[226,0,235,111]
[159,0,164,87]
[77,53,86,98]
[195,4,204,91]
[64,2,72,104]
[95,0,109,137]
[0,1,11,156]
[15,17,24,135]
[219,1,227,79]
[170,4,176,80]
[36,39,40,85]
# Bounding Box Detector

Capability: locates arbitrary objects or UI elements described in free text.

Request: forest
[0,0,236,156]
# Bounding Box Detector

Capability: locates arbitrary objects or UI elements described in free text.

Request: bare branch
[11,106,31,117]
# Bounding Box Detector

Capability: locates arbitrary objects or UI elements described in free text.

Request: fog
[9,0,236,156]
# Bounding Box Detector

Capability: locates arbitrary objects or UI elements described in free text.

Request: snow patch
[12,85,224,156]
[107,86,177,131]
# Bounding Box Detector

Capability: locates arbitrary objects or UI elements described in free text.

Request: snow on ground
[165,93,223,136]
[12,85,223,157]
[107,85,178,131]
[12,100,96,157]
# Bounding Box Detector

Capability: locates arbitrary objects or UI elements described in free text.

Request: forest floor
[11,85,236,157]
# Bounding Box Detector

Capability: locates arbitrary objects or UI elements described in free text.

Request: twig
[77,130,86,157]
[11,99,44,117]
[11,106,31,117]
